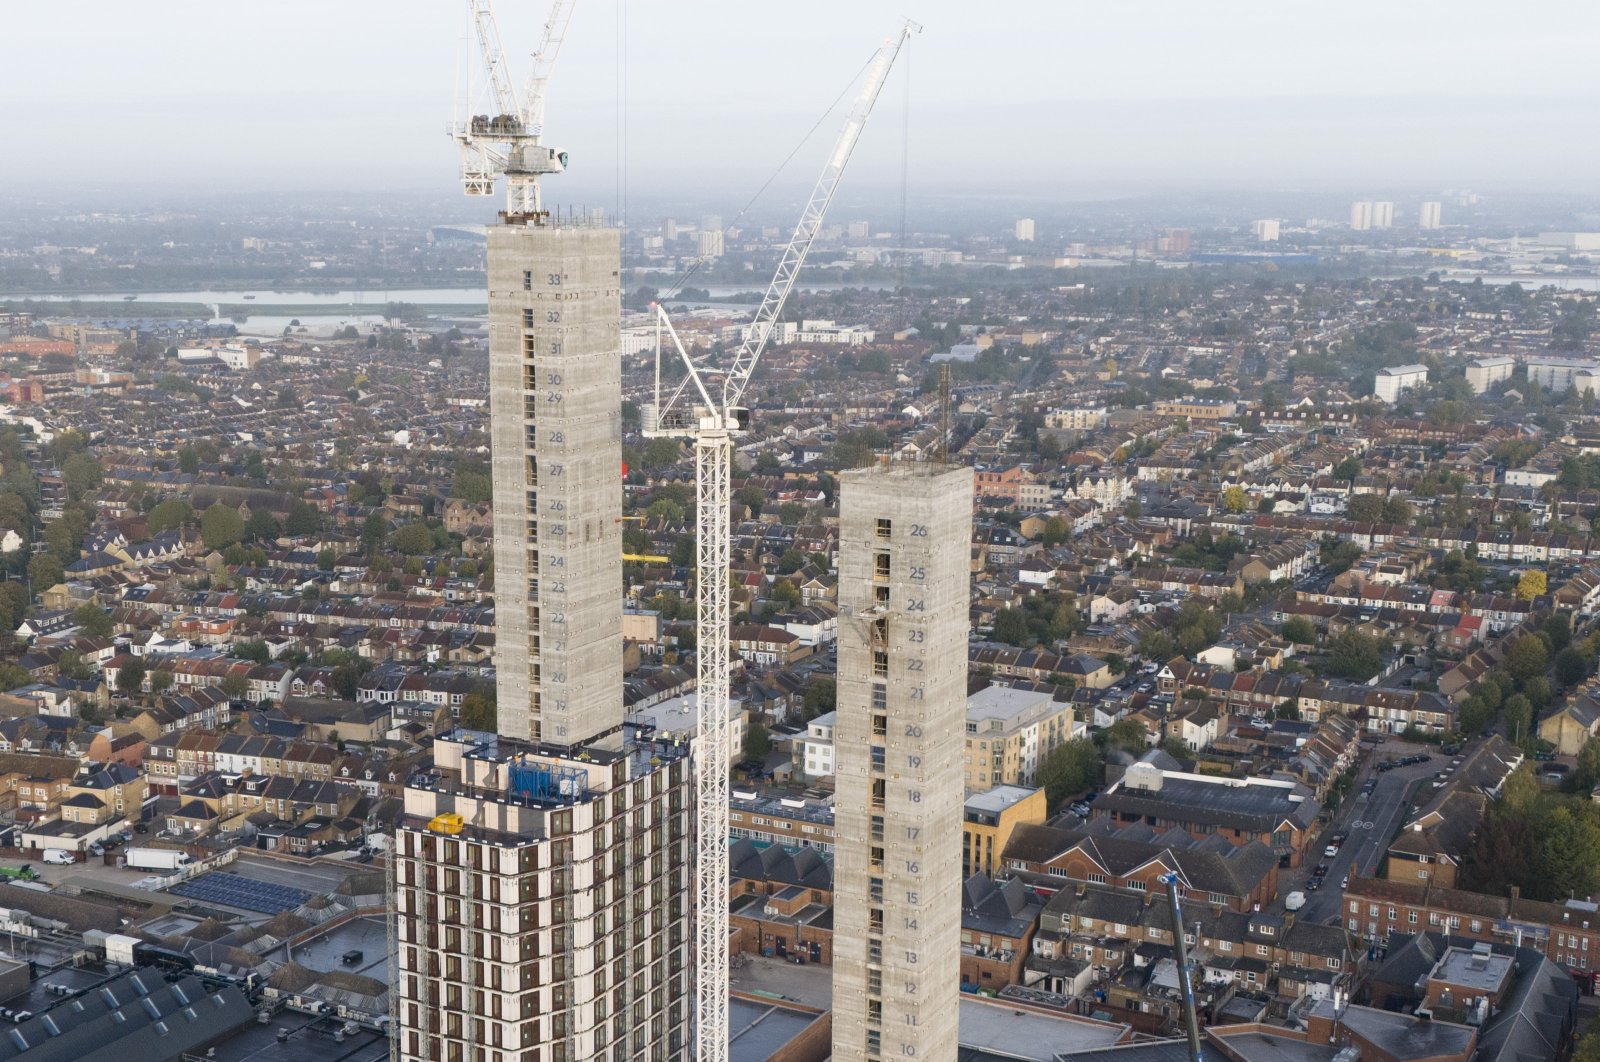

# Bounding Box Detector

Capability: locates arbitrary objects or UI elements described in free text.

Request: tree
[993,608,1033,647]
[149,670,174,696]
[743,720,772,761]
[1515,569,1547,602]
[1541,805,1600,900]
[1138,630,1176,662]
[1381,497,1414,524]
[27,553,63,590]
[1221,485,1249,513]
[246,508,281,542]
[361,514,390,553]
[220,674,249,699]
[778,502,805,525]
[73,604,113,638]
[1346,494,1384,523]
[644,438,682,467]
[1502,694,1532,744]
[776,549,807,574]
[392,522,435,555]
[316,548,337,571]
[802,677,835,719]
[736,485,765,518]
[770,580,801,608]
[178,447,200,474]
[459,686,497,730]
[1572,737,1600,793]
[1281,616,1317,645]
[1036,738,1101,809]
[234,640,272,665]
[451,467,493,504]
[646,498,685,524]
[201,503,246,550]
[1333,456,1362,482]
[0,663,28,691]
[116,657,147,696]
[284,501,321,535]
[147,498,193,532]
[56,650,90,681]
[60,451,103,502]
[1504,635,1549,684]
[1556,646,1590,687]
[1101,718,1149,755]
[1324,628,1384,681]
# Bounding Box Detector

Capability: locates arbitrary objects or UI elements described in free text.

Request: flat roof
[959,996,1124,1060]
[967,685,1057,724]
[1206,1029,1343,1062]
[728,997,821,1062]
[1433,946,1512,994]
[966,785,1041,816]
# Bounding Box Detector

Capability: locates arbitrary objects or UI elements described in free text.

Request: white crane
[644,22,918,1062]
[451,0,577,215]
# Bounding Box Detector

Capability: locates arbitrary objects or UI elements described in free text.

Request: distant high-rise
[697,230,724,259]
[1251,219,1281,242]
[1014,218,1035,242]
[700,214,723,236]
[831,464,972,1062]
[396,214,692,1062]
[1163,228,1192,254]
[1372,201,1395,229]
[1419,201,1443,230]
[663,217,678,241]
[1350,201,1373,231]
[848,219,871,240]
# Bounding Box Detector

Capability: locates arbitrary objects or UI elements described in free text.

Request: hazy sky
[3,1,1598,210]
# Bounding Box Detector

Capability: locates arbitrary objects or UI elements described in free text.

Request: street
[1291,740,1446,923]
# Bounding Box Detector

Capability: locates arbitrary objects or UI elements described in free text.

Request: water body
[1441,273,1600,292]
[0,287,489,306]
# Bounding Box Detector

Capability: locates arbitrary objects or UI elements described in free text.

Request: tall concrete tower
[831,464,972,1062]
[487,221,623,747]
[395,215,691,1062]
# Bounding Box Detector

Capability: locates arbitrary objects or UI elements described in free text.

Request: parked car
[1312,863,1328,877]
[1324,844,1339,858]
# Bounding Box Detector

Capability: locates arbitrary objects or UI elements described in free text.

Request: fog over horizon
[3,0,1598,210]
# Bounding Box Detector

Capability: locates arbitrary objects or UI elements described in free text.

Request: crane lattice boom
[645,22,919,1062]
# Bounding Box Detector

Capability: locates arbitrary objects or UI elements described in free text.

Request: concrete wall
[831,464,972,1062]
[487,222,624,745]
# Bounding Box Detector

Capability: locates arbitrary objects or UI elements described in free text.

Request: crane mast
[645,22,918,1062]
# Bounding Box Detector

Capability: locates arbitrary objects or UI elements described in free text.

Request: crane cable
[661,52,878,302]
[897,34,911,290]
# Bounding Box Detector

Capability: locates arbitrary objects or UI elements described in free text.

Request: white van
[41,849,73,866]
[1285,891,1306,911]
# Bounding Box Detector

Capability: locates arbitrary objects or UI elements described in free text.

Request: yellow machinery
[426,812,464,834]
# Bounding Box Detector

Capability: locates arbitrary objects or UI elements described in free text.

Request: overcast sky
[3,1,1598,210]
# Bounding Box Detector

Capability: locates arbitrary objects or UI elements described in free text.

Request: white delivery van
[1285,891,1306,911]
[42,849,74,865]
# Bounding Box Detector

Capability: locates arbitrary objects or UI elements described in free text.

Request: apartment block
[487,221,624,747]
[963,685,1077,791]
[831,464,972,1062]
[395,729,691,1062]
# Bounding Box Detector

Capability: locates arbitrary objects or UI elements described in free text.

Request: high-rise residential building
[1350,201,1373,231]
[697,230,724,259]
[1014,218,1035,242]
[486,222,623,747]
[1162,228,1192,254]
[1374,364,1430,404]
[848,219,871,240]
[1372,201,1394,229]
[1251,219,1281,242]
[663,217,678,241]
[831,464,972,1062]
[396,215,692,1062]
[1419,201,1443,229]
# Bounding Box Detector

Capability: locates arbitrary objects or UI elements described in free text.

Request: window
[1326,958,1340,969]
[1128,880,1146,892]
[1407,912,1418,924]
[1088,873,1106,885]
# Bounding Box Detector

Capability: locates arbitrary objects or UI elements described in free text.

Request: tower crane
[644,22,918,1062]
[451,0,577,215]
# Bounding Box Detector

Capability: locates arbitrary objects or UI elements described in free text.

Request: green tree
[234,640,272,665]
[1515,569,1547,602]
[284,501,322,535]
[743,720,772,761]
[116,656,147,696]
[220,674,249,699]
[1221,485,1249,513]
[459,686,497,730]
[56,650,90,681]
[670,534,696,568]
[0,663,28,691]
[1380,497,1414,525]
[993,608,1033,647]
[1281,616,1317,645]
[1556,646,1590,687]
[246,508,281,542]
[60,451,103,502]
[27,553,63,590]
[177,447,200,474]
[1504,635,1549,684]
[73,604,113,638]
[392,522,435,555]
[1571,737,1600,793]
[200,503,246,550]
[778,502,805,525]
[776,549,807,574]
[643,438,681,467]
[1346,494,1384,523]
[770,580,801,608]
[1101,718,1149,755]
[451,467,493,504]
[1541,806,1600,899]
[646,498,685,524]
[1502,694,1533,744]
[802,677,836,719]
[1036,738,1101,810]
[1324,628,1384,681]
[149,670,174,696]
[736,485,765,518]
[147,498,193,532]
[316,548,337,571]
[361,514,390,553]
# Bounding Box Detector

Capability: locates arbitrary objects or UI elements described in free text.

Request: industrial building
[831,464,972,1062]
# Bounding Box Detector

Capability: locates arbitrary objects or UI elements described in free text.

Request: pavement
[1291,739,1456,924]
[728,953,831,1010]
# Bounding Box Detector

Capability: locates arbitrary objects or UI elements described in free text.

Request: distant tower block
[831,464,973,1062]
[1372,201,1394,229]
[1419,201,1443,230]
[1350,201,1373,231]
[848,219,871,240]
[487,221,624,747]
[1014,218,1036,242]
[1251,219,1281,242]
